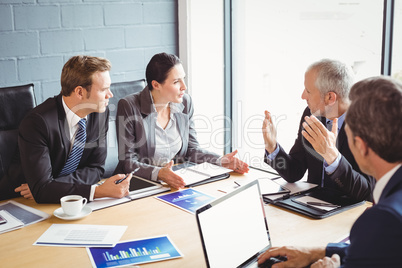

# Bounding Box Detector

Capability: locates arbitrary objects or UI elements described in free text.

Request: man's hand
[301,115,339,165]
[94,174,132,199]
[220,150,249,174]
[311,254,341,268]
[14,184,34,200]
[257,246,326,268]
[157,160,186,189]
[262,110,278,153]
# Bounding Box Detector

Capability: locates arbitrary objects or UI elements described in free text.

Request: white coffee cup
[60,195,87,216]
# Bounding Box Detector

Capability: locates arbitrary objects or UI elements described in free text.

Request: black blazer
[265,107,375,201]
[18,94,109,203]
[327,166,402,266]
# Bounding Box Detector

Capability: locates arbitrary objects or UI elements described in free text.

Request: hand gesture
[157,160,186,189]
[221,150,249,174]
[301,115,339,165]
[262,110,278,153]
[14,184,34,200]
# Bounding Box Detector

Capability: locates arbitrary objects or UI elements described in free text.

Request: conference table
[0,168,370,268]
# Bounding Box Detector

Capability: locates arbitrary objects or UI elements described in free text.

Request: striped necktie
[59,118,87,176]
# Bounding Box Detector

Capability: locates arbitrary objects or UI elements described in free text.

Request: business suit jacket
[265,107,375,201]
[18,94,108,203]
[326,166,402,267]
[114,87,220,181]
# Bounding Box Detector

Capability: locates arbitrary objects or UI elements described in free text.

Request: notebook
[195,180,286,268]
[172,162,232,187]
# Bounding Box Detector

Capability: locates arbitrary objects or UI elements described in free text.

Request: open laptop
[195,180,286,268]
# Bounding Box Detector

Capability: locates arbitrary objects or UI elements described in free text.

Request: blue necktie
[59,118,87,176]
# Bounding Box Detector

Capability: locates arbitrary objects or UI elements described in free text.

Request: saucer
[53,206,92,220]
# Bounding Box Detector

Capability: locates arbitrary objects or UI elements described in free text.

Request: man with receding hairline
[262,59,375,201]
[258,76,402,267]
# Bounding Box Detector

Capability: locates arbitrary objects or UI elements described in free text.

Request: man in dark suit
[12,55,131,203]
[258,76,402,267]
[262,59,375,201]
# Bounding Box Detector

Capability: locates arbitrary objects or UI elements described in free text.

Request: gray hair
[306,59,354,101]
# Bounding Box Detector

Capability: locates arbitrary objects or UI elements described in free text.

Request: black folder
[265,187,365,219]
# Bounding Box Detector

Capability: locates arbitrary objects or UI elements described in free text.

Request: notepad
[173,162,232,186]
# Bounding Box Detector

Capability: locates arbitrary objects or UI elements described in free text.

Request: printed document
[34,224,127,247]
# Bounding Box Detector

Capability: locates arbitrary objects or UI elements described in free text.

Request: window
[232,0,384,169]
[392,0,402,81]
[178,0,225,155]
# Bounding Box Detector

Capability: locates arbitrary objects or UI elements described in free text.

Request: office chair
[0,84,36,199]
[104,79,146,178]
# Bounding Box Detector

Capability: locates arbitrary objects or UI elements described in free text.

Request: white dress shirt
[149,92,183,181]
[373,164,401,204]
[61,97,96,201]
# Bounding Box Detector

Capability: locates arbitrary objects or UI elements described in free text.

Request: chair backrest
[0,84,36,179]
[108,79,146,120]
[104,79,146,178]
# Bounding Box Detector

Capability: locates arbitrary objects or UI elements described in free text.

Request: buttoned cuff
[265,145,280,161]
[324,153,341,174]
[90,184,97,201]
[152,166,163,182]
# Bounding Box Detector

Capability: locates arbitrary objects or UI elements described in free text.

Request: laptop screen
[196,180,271,268]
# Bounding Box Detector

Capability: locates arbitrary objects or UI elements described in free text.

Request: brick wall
[0,0,178,103]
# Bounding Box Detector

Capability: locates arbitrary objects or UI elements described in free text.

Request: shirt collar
[62,96,87,130]
[148,90,179,119]
[326,112,346,131]
[373,163,402,204]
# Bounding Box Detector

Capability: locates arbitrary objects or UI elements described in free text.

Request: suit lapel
[56,95,71,160]
[169,101,186,157]
[139,88,156,158]
[336,123,347,150]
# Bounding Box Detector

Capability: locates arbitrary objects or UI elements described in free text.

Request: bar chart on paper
[87,235,182,268]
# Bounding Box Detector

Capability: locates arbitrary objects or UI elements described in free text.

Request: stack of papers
[0,200,49,234]
[0,210,24,234]
[34,224,127,247]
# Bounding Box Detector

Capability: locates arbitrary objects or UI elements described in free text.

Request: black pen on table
[115,167,140,184]
[306,201,339,208]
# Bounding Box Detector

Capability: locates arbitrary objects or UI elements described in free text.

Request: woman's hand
[221,150,249,174]
[158,160,186,189]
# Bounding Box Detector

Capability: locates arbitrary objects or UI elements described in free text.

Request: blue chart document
[87,235,182,268]
[156,188,215,214]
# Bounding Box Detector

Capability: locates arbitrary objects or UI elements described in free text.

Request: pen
[306,201,339,208]
[115,167,140,184]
